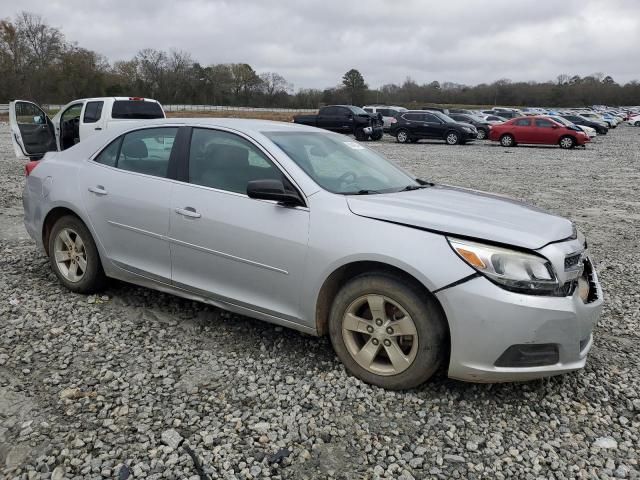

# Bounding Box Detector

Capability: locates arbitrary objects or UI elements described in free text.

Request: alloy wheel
[446,133,459,145]
[476,129,486,140]
[342,294,419,376]
[560,137,574,149]
[53,228,87,283]
[397,130,408,143]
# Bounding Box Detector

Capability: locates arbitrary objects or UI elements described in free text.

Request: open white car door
[9,100,58,159]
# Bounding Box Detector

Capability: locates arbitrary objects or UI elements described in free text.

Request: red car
[489,116,590,149]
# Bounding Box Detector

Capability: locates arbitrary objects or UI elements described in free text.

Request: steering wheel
[337,171,357,185]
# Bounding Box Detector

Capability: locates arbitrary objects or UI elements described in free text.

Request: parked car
[448,108,474,114]
[421,106,449,114]
[489,116,590,149]
[627,114,640,126]
[579,112,616,128]
[481,114,509,124]
[389,110,478,145]
[548,116,596,138]
[362,105,407,132]
[293,105,383,140]
[560,114,608,135]
[448,113,492,140]
[9,97,165,159]
[16,118,603,389]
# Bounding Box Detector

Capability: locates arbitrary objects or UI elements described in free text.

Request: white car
[577,125,597,138]
[362,105,407,132]
[9,97,165,158]
[627,114,640,126]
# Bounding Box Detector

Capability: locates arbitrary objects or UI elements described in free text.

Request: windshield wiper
[344,189,383,195]
[399,184,429,192]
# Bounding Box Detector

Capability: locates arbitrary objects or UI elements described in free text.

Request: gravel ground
[0,122,639,479]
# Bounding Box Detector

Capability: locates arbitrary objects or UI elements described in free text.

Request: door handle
[175,207,201,218]
[94,127,102,131]
[88,185,108,195]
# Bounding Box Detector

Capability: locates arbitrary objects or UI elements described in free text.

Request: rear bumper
[436,273,603,383]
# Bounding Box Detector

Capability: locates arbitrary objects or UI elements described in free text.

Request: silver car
[16,118,603,389]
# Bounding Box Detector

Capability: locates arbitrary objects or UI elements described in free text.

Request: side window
[403,113,420,121]
[423,113,440,123]
[514,119,531,126]
[321,107,337,116]
[338,108,351,117]
[83,101,104,124]
[535,119,554,128]
[94,138,121,167]
[188,128,283,194]
[363,108,373,113]
[61,104,83,123]
[115,127,178,178]
[15,102,48,125]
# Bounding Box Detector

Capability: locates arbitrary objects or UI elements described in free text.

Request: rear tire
[500,134,515,147]
[559,136,575,149]
[396,129,410,144]
[370,131,383,141]
[476,128,487,140]
[328,272,446,390]
[48,215,107,293]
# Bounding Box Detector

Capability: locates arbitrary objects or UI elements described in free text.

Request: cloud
[5,0,640,89]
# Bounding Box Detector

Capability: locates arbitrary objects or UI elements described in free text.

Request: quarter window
[83,101,104,123]
[94,138,121,167]
[188,128,283,194]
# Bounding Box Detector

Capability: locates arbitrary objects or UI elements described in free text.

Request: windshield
[264,131,419,194]
[550,116,571,126]
[431,111,457,123]
[349,106,369,115]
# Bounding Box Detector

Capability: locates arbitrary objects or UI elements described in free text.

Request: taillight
[129,97,145,101]
[25,161,39,176]
[390,118,397,124]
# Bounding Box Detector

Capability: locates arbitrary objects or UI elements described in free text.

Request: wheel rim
[342,294,419,376]
[477,130,486,139]
[446,133,458,144]
[54,228,87,283]
[560,137,573,148]
[501,135,512,146]
[397,131,408,143]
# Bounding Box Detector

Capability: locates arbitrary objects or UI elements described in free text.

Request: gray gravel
[1,122,639,479]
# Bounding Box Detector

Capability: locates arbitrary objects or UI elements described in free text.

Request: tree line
[1,12,639,108]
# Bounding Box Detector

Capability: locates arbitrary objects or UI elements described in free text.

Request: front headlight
[448,238,561,295]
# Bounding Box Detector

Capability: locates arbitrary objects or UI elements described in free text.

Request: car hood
[346,185,574,250]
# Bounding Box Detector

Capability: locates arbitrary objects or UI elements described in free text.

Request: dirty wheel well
[42,207,82,256]
[315,261,448,339]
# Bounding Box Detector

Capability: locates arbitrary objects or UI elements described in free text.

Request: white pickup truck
[9,97,166,159]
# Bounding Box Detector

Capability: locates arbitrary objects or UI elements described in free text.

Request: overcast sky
[3,0,640,90]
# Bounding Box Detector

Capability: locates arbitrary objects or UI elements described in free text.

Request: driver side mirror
[551,124,559,129]
[247,179,304,207]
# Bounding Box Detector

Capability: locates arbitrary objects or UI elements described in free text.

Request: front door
[79,100,106,142]
[532,118,560,144]
[169,127,309,321]
[8,100,57,158]
[422,113,446,139]
[80,126,179,281]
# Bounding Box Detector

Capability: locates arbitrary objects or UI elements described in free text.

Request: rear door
[9,100,58,158]
[512,118,532,143]
[80,126,180,281]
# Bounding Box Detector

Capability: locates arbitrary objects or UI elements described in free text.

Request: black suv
[560,114,608,135]
[389,110,478,145]
[449,113,492,140]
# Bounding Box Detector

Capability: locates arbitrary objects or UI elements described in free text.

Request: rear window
[111,101,164,119]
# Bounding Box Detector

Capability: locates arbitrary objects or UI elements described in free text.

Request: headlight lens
[448,238,560,295]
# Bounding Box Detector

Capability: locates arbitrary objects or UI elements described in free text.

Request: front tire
[559,136,575,149]
[48,215,107,293]
[476,128,487,140]
[635,121,640,127]
[354,128,367,141]
[328,273,446,390]
[445,131,460,145]
[500,134,515,147]
[370,131,383,141]
[396,129,410,144]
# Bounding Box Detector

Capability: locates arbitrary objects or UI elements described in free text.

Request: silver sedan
[17,118,603,389]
